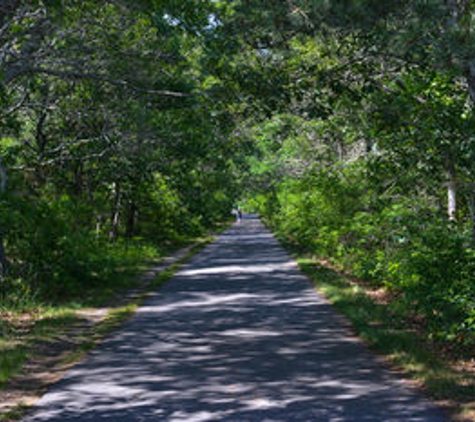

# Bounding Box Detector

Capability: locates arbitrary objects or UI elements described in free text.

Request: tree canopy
[1,0,475,345]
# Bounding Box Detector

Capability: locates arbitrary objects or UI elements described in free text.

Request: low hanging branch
[5,65,190,98]
[0,90,28,119]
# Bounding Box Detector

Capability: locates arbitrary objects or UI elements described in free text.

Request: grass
[0,223,228,420]
[0,343,26,388]
[60,304,138,367]
[0,307,79,389]
[0,403,29,422]
[297,256,475,421]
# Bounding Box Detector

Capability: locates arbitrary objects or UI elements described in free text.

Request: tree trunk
[73,162,84,197]
[125,201,138,238]
[447,174,457,221]
[0,240,8,279]
[109,182,121,242]
[446,160,457,221]
[466,186,475,245]
[445,157,457,221]
[0,155,9,287]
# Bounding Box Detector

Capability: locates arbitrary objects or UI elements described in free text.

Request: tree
[202,0,475,343]
[0,0,241,299]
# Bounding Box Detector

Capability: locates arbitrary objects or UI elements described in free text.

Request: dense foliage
[1,1,474,346]
[0,1,242,304]
[218,0,475,345]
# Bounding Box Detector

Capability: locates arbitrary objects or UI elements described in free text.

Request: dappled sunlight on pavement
[24,215,448,421]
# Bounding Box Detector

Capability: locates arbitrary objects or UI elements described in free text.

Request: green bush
[2,194,141,303]
[387,218,475,342]
[257,173,475,345]
[343,205,475,343]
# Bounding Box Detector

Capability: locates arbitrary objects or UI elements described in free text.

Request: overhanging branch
[10,66,190,98]
[0,89,28,119]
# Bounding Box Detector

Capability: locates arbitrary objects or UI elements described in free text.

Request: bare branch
[5,65,190,98]
[0,89,28,119]
[11,148,110,171]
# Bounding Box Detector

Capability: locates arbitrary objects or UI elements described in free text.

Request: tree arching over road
[1,0,475,348]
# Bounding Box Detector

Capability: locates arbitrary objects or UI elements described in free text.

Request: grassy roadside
[294,253,475,422]
[0,221,233,421]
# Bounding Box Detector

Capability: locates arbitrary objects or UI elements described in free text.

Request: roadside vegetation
[0,226,226,421]
[2,1,475,420]
[290,247,475,421]
[232,0,475,368]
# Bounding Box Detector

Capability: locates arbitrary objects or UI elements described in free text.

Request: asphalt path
[25,215,448,421]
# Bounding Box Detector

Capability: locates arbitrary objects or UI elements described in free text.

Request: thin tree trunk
[0,240,8,279]
[125,201,138,238]
[466,186,475,245]
[109,182,121,242]
[0,155,9,286]
[446,161,457,221]
[73,162,84,197]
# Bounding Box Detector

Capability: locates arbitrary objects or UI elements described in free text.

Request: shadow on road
[25,215,448,421]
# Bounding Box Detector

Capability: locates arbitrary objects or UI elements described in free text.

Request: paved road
[25,216,448,421]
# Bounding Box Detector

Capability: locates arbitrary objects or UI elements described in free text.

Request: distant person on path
[236,208,242,221]
[232,206,243,221]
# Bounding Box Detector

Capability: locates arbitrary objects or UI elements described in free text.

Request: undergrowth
[297,255,475,421]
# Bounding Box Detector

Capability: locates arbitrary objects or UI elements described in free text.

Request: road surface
[25,215,448,421]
